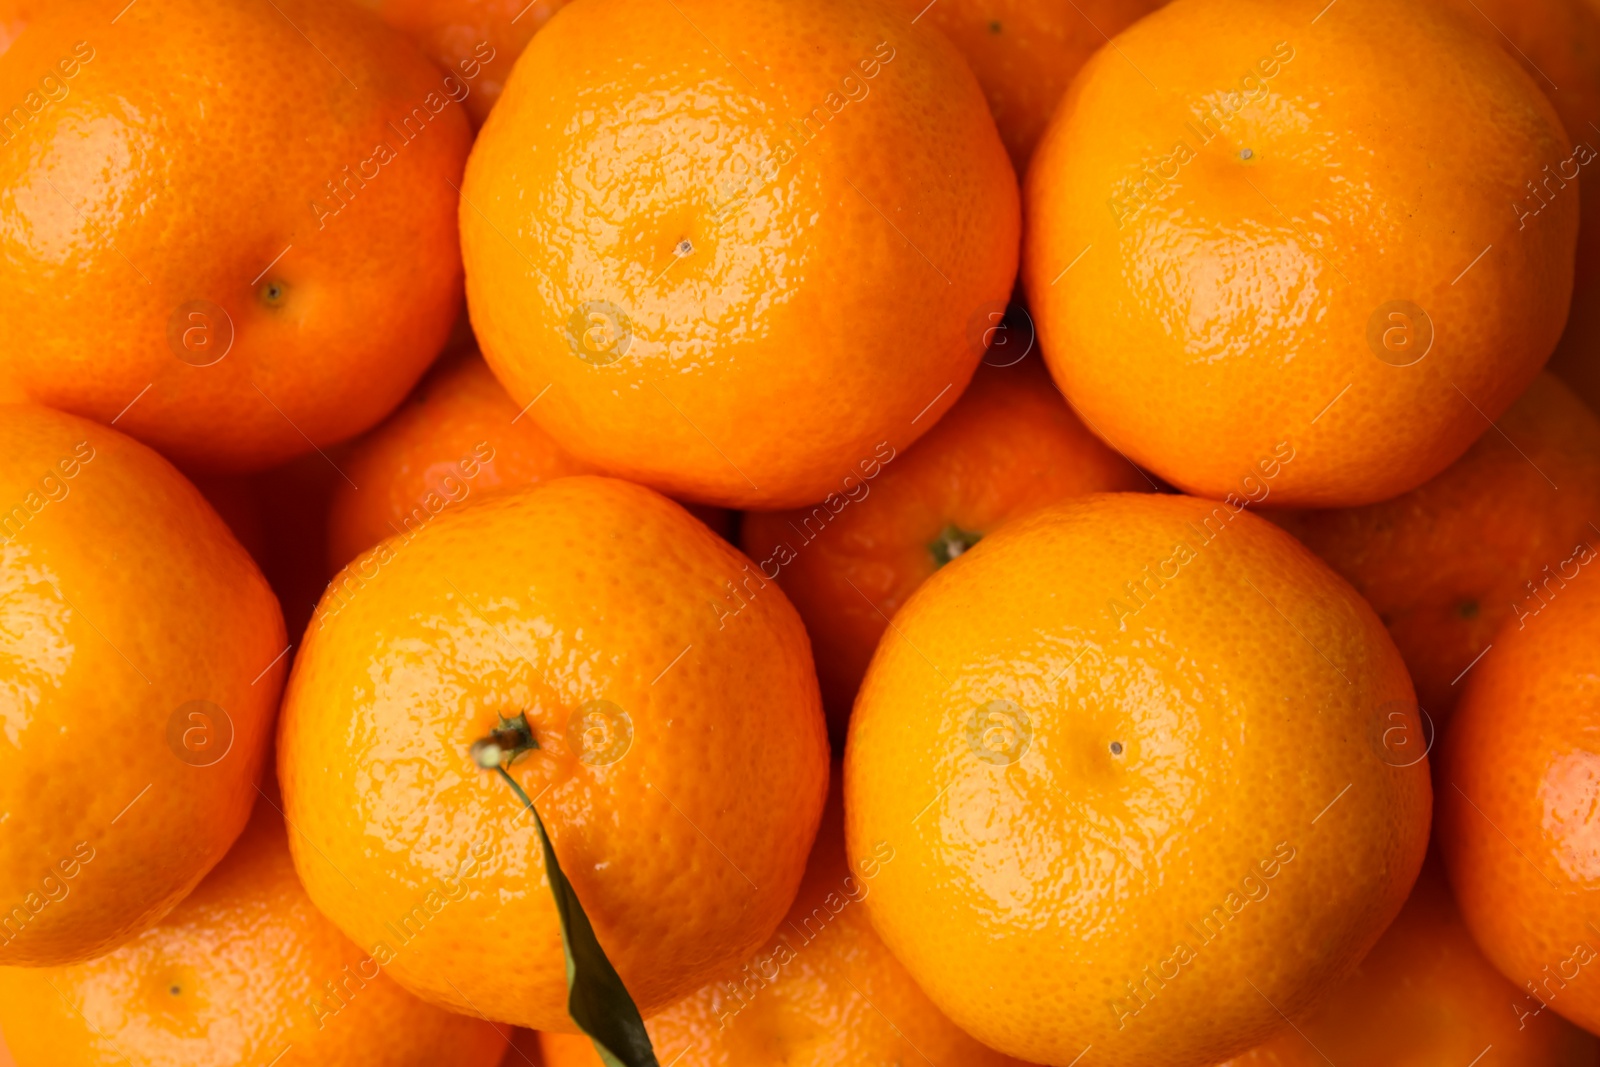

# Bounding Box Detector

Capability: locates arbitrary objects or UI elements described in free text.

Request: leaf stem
[474,723,659,1067]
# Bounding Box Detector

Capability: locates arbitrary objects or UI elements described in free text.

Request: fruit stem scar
[930,524,983,567]
[470,713,539,768]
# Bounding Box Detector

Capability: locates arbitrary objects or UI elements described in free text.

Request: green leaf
[493,766,660,1067]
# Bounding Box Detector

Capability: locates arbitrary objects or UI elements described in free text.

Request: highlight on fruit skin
[845,492,1432,1067]
[1023,0,1579,509]
[0,802,509,1067]
[275,475,830,1031]
[0,406,287,968]
[460,0,1021,508]
[0,0,471,473]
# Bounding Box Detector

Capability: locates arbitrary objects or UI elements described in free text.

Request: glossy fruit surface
[0,406,286,967]
[1024,0,1577,507]
[1439,564,1600,1035]
[846,492,1432,1067]
[741,358,1148,734]
[462,0,1020,508]
[278,476,830,1030]
[0,0,469,471]
[0,802,508,1067]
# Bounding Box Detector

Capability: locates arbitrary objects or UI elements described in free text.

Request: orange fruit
[901,0,1164,170]
[845,492,1432,1067]
[277,476,830,1031]
[0,801,508,1066]
[1218,861,1598,1066]
[1023,0,1578,508]
[353,0,570,127]
[461,0,1020,508]
[1268,372,1600,721]
[327,350,595,571]
[1438,559,1600,1035]
[537,771,1028,1067]
[0,406,286,966]
[741,357,1149,735]
[0,0,470,472]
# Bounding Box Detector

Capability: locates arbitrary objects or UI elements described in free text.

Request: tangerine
[1438,560,1600,1035]
[845,492,1432,1066]
[1024,0,1578,506]
[461,0,1020,507]
[0,0,470,471]
[0,406,286,966]
[277,476,830,1030]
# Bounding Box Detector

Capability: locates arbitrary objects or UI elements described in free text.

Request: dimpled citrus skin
[0,803,507,1067]
[461,0,1020,509]
[1024,0,1577,508]
[353,0,569,127]
[538,776,1028,1067]
[845,493,1432,1067]
[278,476,830,1030]
[1218,862,1598,1066]
[1439,571,1600,1036]
[0,407,286,967]
[741,358,1149,735]
[1269,373,1600,721]
[327,351,595,571]
[0,0,469,472]
[898,0,1165,170]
